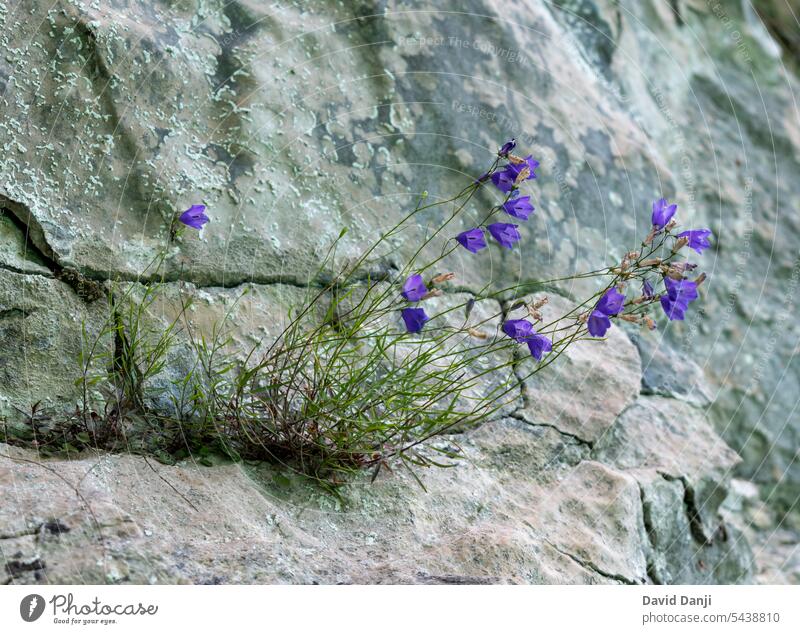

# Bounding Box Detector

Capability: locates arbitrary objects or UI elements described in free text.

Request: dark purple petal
[676,228,713,254]
[502,319,534,343]
[595,287,626,316]
[587,310,612,337]
[526,333,552,360]
[487,223,522,249]
[651,198,677,229]
[505,155,540,180]
[401,274,427,302]
[502,195,535,221]
[178,204,210,230]
[401,307,429,333]
[456,228,488,254]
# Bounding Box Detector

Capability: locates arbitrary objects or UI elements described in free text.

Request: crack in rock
[659,472,713,546]
[545,538,638,585]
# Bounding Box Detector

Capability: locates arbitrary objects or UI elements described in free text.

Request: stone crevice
[545,538,638,585]
[638,482,664,585]
[659,472,713,546]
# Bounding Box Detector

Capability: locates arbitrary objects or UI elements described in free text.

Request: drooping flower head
[642,279,655,300]
[587,310,612,337]
[502,195,535,221]
[179,204,210,230]
[526,332,552,361]
[498,138,516,157]
[502,319,534,343]
[651,198,677,229]
[676,228,712,254]
[401,274,427,302]
[487,223,522,249]
[660,278,699,321]
[456,228,488,253]
[595,287,626,316]
[401,307,429,333]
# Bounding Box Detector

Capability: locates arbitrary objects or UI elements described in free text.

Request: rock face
[1,0,798,583]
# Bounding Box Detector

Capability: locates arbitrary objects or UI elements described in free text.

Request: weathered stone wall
[1,0,798,583]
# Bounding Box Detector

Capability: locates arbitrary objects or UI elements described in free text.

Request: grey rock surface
[1,0,798,583]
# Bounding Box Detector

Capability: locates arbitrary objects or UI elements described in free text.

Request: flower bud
[620,314,640,323]
[531,296,549,310]
[467,328,489,340]
[694,272,707,287]
[672,237,689,253]
[507,154,526,165]
[431,272,455,285]
[643,316,657,330]
[640,258,662,267]
[422,289,443,300]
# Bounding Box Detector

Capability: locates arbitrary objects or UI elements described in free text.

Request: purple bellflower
[179,204,210,230]
[587,287,626,337]
[502,319,534,343]
[651,198,677,229]
[401,307,429,333]
[660,278,699,321]
[642,279,655,299]
[587,310,612,337]
[526,332,553,361]
[595,287,626,316]
[401,274,427,302]
[498,138,516,157]
[456,228,488,253]
[502,195,535,221]
[491,167,518,193]
[487,223,522,249]
[676,228,713,254]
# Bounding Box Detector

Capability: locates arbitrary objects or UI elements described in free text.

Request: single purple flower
[456,228,488,253]
[401,307,429,333]
[659,278,699,321]
[595,287,626,316]
[502,319,534,343]
[676,228,713,254]
[526,333,552,361]
[587,310,612,337]
[491,167,518,193]
[642,279,655,299]
[651,198,677,229]
[498,138,516,157]
[487,223,522,249]
[401,274,427,302]
[179,204,210,230]
[502,195,535,221]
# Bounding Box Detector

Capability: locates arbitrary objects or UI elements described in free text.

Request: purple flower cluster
[456,140,539,254]
[501,318,552,361]
[400,273,430,333]
[584,197,713,335]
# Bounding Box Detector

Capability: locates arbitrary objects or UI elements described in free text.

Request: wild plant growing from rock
[4,139,713,489]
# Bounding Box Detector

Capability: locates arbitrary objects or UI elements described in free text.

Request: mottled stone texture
[0,0,798,583]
